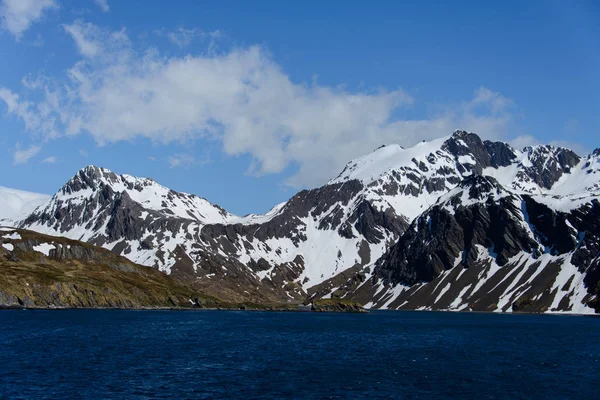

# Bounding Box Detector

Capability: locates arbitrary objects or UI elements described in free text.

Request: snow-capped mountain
[0,186,50,226]
[297,131,600,313]
[16,166,276,302]
[18,165,408,302]
[10,130,600,312]
[330,130,581,219]
[338,175,600,314]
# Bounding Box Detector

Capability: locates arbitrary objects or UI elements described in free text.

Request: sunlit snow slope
[0,186,50,226]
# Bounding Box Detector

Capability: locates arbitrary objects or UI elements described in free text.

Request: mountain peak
[523,144,578,157]
[78,165,116,178]
[523,144,555,156]
[451,129,473,138]
[522,145,581,172]
[60,165,119,195]
[81,164,106,172]
[443,131,518,172]
[64,166,165,195]
[34,163,237,234]
[444,130,484,151]
[443,131,484,154]
[332,131,486,185]
[330,136,452,185]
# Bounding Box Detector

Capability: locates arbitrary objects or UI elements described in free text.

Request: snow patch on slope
[33,243,56,256]
[2,232,22,240]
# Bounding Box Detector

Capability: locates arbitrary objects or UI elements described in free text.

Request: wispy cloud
[0,87,57,137]
[13,144,41,164]
[0,0,57,40]
[41,155,57,164]
[0,21,525,187]
[93,0,109,13]
[62,19,128,58]
[156,27,221,49]
[168,153,211,168]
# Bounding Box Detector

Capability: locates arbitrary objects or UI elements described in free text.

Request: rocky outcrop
[442,131,517,174]
[310,298,365,313]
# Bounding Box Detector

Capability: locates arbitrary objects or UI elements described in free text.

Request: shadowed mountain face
[8,130,600,313]
[375,175,540,286]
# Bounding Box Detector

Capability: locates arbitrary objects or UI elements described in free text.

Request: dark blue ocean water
[0,310,599,399]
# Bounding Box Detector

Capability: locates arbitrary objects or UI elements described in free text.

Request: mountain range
[2,130,599,313]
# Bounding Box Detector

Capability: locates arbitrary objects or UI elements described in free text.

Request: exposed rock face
[9,130,600,313]
[310,298,365,313]
[375,176,540,286]
[519,146,580,190]
[442,131,516,174]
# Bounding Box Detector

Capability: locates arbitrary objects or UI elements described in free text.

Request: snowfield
[0,187,50,226]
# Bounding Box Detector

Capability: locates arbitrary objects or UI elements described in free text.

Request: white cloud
[0,21,526,187]
[13,144,41,164]
[62,21,100,58]
[41,155,56,163]
[470,87,512,114]
[79,149,88,157]
[93,0,109,13]
[0,0,57,40]
[62,20,128,58]
[0,87,58,137]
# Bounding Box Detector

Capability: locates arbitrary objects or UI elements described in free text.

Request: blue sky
[0,0,598,215]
